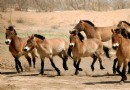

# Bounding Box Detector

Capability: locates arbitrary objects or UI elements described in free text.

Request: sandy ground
[0,9,130,90]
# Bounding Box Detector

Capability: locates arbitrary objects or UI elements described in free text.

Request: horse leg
[116,61,122,77]
[128,62,130,74]
[40,57,44,75]
[121,61,128,82]
[25,55,32,67]
[113,58,118,74]
[32,57,36,68]
[14,58,20,73]
[75,59,81,75]
[97,55,105,70]
[91,54,97,71]
[59,53,68,70]
[73,59,82,71]
[50,58,60,76]
[15,57,23,72]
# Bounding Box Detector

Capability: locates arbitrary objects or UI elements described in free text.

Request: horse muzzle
[69,43,74,49]
[112,43,119,50]
[23,47,30,52]
[5,39,11,45]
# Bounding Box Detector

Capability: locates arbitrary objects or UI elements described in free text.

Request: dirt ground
[1,9,130,90]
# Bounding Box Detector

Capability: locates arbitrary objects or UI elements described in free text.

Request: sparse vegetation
[0,0,130,12]
[16,18,24,23]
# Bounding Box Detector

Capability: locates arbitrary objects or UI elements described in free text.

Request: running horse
[112,28,130,74]
[23,34,69,75]
[73,20,117,57]
[111,29,130,82]
[68,31,105,75]
[5,26,37,72]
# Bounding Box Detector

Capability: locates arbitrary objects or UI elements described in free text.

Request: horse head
[5,26,17,45]
[23,35,36,52]
[111,29,122,50]
[74,20,86,32]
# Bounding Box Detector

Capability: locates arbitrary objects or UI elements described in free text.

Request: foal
[23,34,68,75]
[68,31,105,75]
[112,29,130,82]
[5,26,37,72]
[74,20,117,58]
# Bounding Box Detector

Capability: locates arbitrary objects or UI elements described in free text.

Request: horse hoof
[113,70,116,74]
[75,71,79,75]
[17,70,20,73]
[123,76,127,81]
[64,67,68,71]
[120,81,124,85]
[91,66,94,71]
[57,71,61,76]
[57,73,61,76]
[128,71,130,74]
[100,67,105,70]
[78,68,83,71]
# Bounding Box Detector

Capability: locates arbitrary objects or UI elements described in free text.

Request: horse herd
[4,20,130,83]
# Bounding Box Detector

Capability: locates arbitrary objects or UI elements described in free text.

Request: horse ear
[31,34,35,39]
[69,30,72,34]
[75,31,78,35]
[80,20,83,23]
[111,29,114,33]
[28,36,31,38]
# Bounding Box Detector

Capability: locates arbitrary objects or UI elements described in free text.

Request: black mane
[121,21,130,26]
[115,28,130,39]
[82,20,95,27]
[71,31,84,41]
[34,34,45,40]
[8,26,14,31]
[7,25,17,35]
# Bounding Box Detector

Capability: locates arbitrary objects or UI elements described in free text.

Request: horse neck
[83,23,96,38]
[118,37,129,49]
[74,39,83,51]
[35,38,45,49]
[10,35,20,45]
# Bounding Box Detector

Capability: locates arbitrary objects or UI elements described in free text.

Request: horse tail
[103,45,110,58]
[67,46,73,59]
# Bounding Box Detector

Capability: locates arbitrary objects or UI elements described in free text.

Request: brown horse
[112,29,130,82]
[74,20,117,42]
[68,31,105,75]
[74,20,117,58]
[5,26,37,72]
[117,21,130,30]
[112,28,130,74]
[23,34,68,75]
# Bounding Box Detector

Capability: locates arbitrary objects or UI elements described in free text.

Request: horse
[68,31,105,75]
[112,29,130,82]
[112,28,130,74]
[73,20,117,58]
[74,20,117,42]
[117,21,130,31]
[5,26,38,73]
[23,34,69,76]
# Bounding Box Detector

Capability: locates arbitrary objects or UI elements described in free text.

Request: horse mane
[7,25,17,35]
[71,31,84,41]
[82,20,95,27]
[8,26,14,31]
[115,28,130,39]
[120,21,130,26]
[34,34,45,40]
